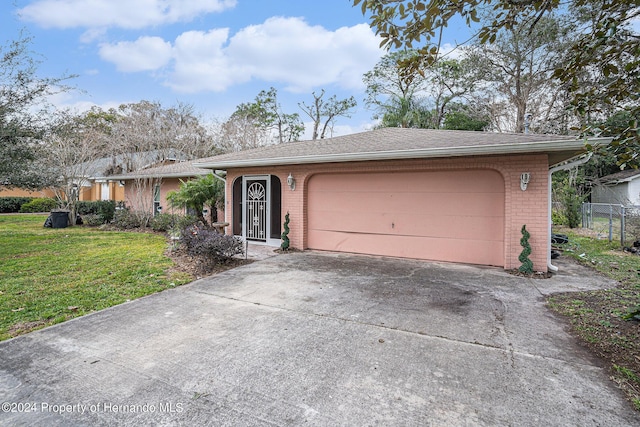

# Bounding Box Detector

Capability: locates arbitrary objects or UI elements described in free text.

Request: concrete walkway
[1,252,638,426]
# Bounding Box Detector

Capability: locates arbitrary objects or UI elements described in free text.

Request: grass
[547,227,640,411]
[0,215,192,341]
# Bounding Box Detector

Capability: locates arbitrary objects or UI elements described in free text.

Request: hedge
[0,197,34,213]
[19,198,58,213]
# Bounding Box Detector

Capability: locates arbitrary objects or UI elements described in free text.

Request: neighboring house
[0,150,189,202]
[109,160,213,216]
[76,150,190,202]
[592,169,640,206]
[0,187,56,199]
[194,128,611,272]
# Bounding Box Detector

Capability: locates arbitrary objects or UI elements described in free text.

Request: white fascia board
[194,137,612,170]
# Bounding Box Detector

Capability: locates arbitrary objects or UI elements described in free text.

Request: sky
[1,0,470,138]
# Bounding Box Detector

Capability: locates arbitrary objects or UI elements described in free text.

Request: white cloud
[220,18,382,93]
[18,0,236,29]
[97,17,384,94]
[99,36,173,72]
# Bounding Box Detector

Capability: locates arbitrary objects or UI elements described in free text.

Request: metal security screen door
[245,178,268,241]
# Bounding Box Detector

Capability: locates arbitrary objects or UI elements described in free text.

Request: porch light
[287,173,296,191]
[520,172,531,191]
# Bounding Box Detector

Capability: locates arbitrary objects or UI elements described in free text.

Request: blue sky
[2,0,470,138]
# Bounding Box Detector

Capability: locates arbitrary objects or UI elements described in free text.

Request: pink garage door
[307,170,505,266]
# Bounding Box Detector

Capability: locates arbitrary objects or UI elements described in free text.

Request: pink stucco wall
[224,153,550,271]
[123,178,184,215]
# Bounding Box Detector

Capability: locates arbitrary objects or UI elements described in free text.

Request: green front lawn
[0,215,192,341]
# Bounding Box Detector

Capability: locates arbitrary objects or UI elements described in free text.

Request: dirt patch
[548,288,640,409]
[8,320,49,338]
[506,269,553,279]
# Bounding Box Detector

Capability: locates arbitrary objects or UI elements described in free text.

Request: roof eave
[105,170,211,181]
[194,137,612,170]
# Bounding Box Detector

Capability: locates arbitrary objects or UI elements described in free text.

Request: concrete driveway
[1,251,639,426]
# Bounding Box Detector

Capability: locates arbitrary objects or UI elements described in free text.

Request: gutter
[548,153,593,272]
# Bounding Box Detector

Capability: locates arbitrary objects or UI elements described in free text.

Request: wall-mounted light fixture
[118,180,125,186]
[520,172,531,191]
[287,173,296,191]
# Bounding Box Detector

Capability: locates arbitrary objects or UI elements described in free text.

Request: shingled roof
[194,128,611,170]
[108,160,211,180]
[598,168,640,184]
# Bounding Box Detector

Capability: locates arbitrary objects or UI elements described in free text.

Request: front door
[245,178,268,242]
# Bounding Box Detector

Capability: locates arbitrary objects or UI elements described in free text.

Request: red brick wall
[225,153,549,271]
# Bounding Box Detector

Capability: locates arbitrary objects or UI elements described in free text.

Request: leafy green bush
[82,214,104,226]
[551,208,568,226]
[19,198,57,213]
[150,213,180,232]
[0,197,33,213]
[112,209,146,229]
[561,186,583,228]
[181,223,244,262]
[76,200,116,223]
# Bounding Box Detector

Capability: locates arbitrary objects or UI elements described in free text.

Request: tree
[0,31,74,189]
[214,115,271,153]
[377,96,433,128]
[233,87,304,144]
[298,90,357,139]
[363,50,431,127]
[442,103,489,131]
[102,100,215,222]
[42,110,109,225]
[166,174,225,224]
[364,51,480,129]
[465,15,571,133]
[353,0,640,164]
[428,59,480,129]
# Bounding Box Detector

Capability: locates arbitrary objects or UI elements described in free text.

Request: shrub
[561,186,583,228]
[181,224,244,262]
[172,215,199,232]
[150,213,180,232]
[551,208,567,227]
[82,214,104,226]
[518,224,534,274]
[0,197,33,213]
[19,198,57,213]
[112,209,147,229]
[76,200,116,223]
[281,211,290,250]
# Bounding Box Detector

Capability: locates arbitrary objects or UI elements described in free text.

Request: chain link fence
[581,203,640,246]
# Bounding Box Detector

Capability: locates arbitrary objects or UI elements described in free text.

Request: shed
[592,169,640,206]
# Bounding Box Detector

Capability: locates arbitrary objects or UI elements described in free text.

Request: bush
[551,208,568,226]
[181,223,244,262]
[112,209,147,229]
[82,214,104,226]
[173,215,199,232]
[150,213,180,232]
[19,198,57,213]
[561,186,583,228]
[76,200,116,223]
[0,197,33,213]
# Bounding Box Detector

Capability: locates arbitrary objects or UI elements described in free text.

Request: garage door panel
[309,229,504,266]
[310,191,503,217]
[310,170,503,194]
[308,170,505,266]
[310,210,504,240]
